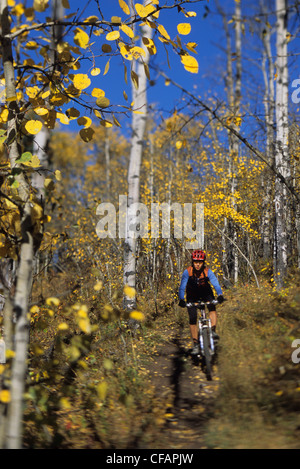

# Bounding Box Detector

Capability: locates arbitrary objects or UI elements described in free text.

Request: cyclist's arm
[207,269,223,296]
[179,269,189,300]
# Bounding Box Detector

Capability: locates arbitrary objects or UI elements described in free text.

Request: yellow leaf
[124,285,136,298]
[118,0,130,15]
[25,119,43,135]
[0,390,11,404]
[55,170,62,181]
[186,42,198,54]
[78,319,91,334]
[73,74,91,90]
[59,398,71,409]
[181,54,199,74]
[177,23,191,35]
[157,24,170,40]
[44,177,54,190]
[120,24,134,38]
[31,202,43,221]
[111,16,121,23]
[33,0,49,13]
[120,45,133,61]
[46,297,60,306]
[56,112,69,125]
[176,141,183,149]
[34,106,49,116]
[74,28,90,49]
[130,310,145,322]
[185,11,197,17]
[90,67,101,76]
[94,281,103,291]
[142,37,157,55]
[135,2,157,18]
[92,88,105,98]
[58,322,69,331]
[103,60,110,76]
[21,154,41,168]
[131,46,146,59]
[106,30,120,41]
[97,381,108,401]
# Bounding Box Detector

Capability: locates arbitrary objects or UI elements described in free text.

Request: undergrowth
[22,270,300,449]
[205,275,300,449]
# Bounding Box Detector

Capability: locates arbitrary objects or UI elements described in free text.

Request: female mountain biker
[178,249,224,355]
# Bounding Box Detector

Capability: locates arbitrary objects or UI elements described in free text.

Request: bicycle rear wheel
[202,329,212,380]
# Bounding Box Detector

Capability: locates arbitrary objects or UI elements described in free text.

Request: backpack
[187,265,209,287]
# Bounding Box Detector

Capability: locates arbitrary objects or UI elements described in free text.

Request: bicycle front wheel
[202,329,212,380]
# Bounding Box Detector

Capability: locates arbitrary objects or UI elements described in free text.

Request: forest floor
[144,318,219,449]
[137,284,300,450]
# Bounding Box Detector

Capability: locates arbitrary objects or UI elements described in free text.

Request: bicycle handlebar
[186,299,219,308]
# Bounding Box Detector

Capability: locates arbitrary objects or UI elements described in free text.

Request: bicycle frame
[186,300,218,357]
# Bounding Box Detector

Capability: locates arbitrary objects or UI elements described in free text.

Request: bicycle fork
[198,314,215,355]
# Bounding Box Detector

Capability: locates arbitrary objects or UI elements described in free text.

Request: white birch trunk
[274,0,290,288]
[0,0,34,449]
[123,2,153,309]
[261,13,275,259]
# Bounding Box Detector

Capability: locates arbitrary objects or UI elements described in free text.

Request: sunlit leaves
[142,37,157,55]
[72,74,91,90]
[120,24,134,39]
[0,390,11,404]
[135,2,157,18]
[157,24,170,40]
[118,0,130,15]
[74,28,90,49]
[92,88,105,98]
[33,0,49,13]
[90,67,101,77]
[25,120,43,135]
[129,310,145,322]
[177,23,191,35]
[124,285,136,298]
[180,54,199,74]
[106,30,120,41]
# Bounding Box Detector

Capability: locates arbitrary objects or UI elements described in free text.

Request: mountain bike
[186,300,219,381]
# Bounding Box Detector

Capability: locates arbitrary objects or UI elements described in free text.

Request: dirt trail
[147,320,220,449]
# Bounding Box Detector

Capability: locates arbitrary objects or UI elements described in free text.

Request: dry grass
[204,278,300,449]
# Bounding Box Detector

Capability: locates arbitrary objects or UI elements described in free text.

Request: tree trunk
[123,2,153,309]
[260,8,275,260]
[274,0,290,288]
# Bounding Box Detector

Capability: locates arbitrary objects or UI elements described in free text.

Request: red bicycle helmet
[191,249,206,261]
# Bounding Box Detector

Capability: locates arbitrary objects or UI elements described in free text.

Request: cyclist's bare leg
[190,324,198,344]
[209,310,217,329]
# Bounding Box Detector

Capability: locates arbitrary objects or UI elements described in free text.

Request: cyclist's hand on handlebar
[178,299,186,308]
[217,295,225,304]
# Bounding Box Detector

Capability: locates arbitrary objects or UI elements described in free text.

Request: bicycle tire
[202,328,212,380]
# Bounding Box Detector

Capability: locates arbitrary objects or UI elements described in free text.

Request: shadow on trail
[169,336,190,409]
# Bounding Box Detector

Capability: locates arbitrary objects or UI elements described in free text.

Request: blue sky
[37,1,300,137]
[62,0,226,133]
